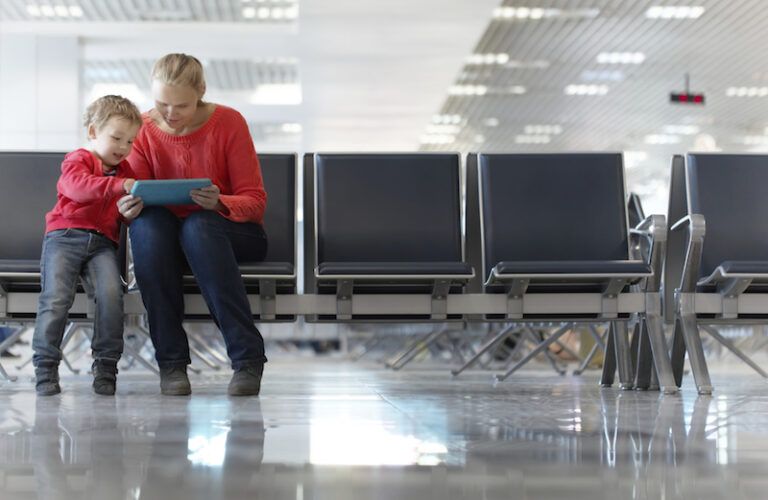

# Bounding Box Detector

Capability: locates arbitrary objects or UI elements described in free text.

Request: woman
[119,53,268,396]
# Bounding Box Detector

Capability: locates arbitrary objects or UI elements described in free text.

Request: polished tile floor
[1,359,768,499]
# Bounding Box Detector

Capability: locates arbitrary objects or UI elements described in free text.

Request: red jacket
[45,149,135,243]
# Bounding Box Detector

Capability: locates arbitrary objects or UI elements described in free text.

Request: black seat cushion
[492,260,651,277]
[0,259,41,274]
[717,260,768,276]
[317,262,473,277]
[239,262,294,276]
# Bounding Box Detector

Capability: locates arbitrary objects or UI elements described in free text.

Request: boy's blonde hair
[83,95,142,131]
[151,53,206,96]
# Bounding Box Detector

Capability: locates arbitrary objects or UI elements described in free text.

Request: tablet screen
[130,178,212,206]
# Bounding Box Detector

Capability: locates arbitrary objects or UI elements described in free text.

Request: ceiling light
[271,7,285,19]
[466,53,509,65]
[40,5,55,16]
[284,6,299,19]
[26,5,41,16]
[646,6,705,19]
[474,135,486,143]
[506,60,550,69]
[242,6,256,18]
[449,85,487,96]
[726,87,768,97]
[432,114,462,125]
[524,125,562,135]
[54,5,69,16]
[483,118,500,127]
[508,85,527,95]
[662,125,700,135]
[565,84,608,96]
[257,7,270,18]
[515,135,551,144]
[69,5,83,17]
[596,52,645,64]
[493,7,599,20]
[645,134,681,145]
[281,123,302,133]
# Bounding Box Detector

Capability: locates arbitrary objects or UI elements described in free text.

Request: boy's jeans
[32,229,124,368]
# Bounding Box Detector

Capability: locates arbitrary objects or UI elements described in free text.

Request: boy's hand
[118,194,143,221]
[123,178,136,194]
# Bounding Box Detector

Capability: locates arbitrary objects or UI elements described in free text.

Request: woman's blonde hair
[83,95,142,130]
[151,53,206,96]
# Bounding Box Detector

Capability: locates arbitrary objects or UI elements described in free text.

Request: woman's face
[151,81,202,131]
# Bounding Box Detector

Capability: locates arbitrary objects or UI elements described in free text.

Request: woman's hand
[117,194,144,221]
[191,184,224,211]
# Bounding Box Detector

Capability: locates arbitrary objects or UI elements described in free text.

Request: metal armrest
[630,214,667,292]
[671,214,706,293]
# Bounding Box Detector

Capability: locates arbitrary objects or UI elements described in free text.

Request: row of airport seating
[1,151,767,394]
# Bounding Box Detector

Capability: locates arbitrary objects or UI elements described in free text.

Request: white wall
[0,34,80,150]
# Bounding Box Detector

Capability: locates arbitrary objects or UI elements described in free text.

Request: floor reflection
[0,366,767,499]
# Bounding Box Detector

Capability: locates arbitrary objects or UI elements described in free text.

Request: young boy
[33,95,142,396]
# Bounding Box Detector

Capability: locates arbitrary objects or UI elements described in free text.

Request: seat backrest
[0,152,63,261]
[686,153,768,278]
[258,153,296,266]
[627,193,646,228]
[478,153,630,281]
[314,153,463,264]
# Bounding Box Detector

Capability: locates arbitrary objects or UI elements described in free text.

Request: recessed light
[425,124,462,134]
[483,118,500,127]
[449,85,488,96]
[524,125,563,135]
[646,6,705,19]
[565,84,608,96]
[726,87,768,97]
[432,114,463,125]
[420,134,456,145]
[596,52,645,64]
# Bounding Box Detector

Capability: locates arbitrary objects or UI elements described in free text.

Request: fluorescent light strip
[596,52,645,64]
[466,53,510,65]
[645,134,681,145]
[493,7,599,20]
[726,87,768,97]
[565,84,608,96]
[524,125,562,135]
[646,6,705,19]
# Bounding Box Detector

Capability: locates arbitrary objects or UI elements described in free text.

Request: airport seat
[304,153,473,320]
[465,153,675,391]
[665,154,768,394]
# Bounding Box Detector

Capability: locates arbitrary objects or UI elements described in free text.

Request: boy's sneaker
[160,365,191,396]
[227,365,263,396]
[35,365,61,396]
[92,361,118,396]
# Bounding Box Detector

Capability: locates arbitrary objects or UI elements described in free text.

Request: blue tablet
[130,178,212,206]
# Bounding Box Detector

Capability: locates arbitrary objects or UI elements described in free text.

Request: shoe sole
[161,387,192,396]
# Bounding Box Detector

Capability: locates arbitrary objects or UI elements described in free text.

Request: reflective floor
[1,360,768,499]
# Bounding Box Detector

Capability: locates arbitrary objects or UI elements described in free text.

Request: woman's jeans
[129,207,268,370]
[32,229,124,368]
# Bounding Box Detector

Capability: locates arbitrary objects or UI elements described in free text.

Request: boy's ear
[87,124,97,140]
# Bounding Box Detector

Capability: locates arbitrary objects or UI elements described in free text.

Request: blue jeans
[129,207,268,370]
[32,229,124,367]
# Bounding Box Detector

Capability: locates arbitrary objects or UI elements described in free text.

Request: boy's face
[89,116,140,168]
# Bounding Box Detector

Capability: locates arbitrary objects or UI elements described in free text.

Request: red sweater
[127,105,267,223]
[45,149,134,243]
